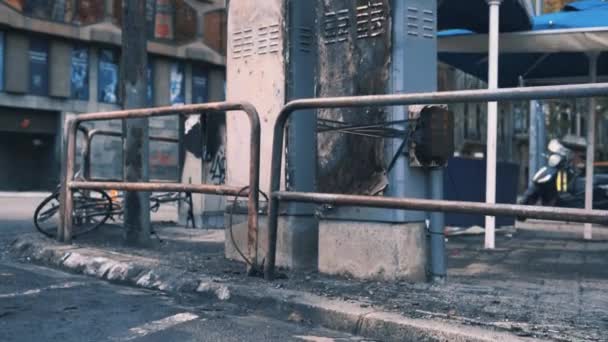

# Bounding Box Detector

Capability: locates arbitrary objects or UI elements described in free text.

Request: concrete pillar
[224,0,317,270]
[49,40,71,98]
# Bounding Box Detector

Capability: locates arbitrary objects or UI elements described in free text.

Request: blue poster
[0,32,4,91]
[147,60,154,105]
[98,49,119,104]
[71,46,89,100]
[29,38,49,96]
[170,61,185,105]
[192,65,208,103]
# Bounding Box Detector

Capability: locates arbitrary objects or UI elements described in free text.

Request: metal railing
[80,127,180,182]
[59,101,261,273]
[264,82,608,280]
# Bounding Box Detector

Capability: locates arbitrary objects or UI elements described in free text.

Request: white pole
[535,0,543,15]
[584,52,599,240]
[485,0,501,249]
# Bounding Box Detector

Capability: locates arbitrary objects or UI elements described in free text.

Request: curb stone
[10,234,540,342]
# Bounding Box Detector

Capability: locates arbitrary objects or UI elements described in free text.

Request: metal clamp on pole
[59,102,262,276]
[264,82,608,280]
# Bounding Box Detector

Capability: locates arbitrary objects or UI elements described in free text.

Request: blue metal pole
[429,168,446,283]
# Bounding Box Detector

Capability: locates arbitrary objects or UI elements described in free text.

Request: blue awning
[564,0,608,11]
[534,6,608,30]
[438,0,533,33]
[438,0,608,86]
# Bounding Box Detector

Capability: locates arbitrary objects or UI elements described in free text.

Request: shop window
[174,0,197,43]
[155,0,175,40]
[71,45,89,100]
[74,0,105,25]
[112,0,197,42]
[4,0,79,24]
[29,37,49,96]
[203,9,226,55]
[192,65,208,104]
[98,49,119,104]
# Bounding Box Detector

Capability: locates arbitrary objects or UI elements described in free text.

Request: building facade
[0,0,227,198]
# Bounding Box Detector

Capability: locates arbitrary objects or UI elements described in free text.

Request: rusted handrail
[59,102,261,275]
[265,82,608,280]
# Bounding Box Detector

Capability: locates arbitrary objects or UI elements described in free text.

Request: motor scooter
[518,139,608,218]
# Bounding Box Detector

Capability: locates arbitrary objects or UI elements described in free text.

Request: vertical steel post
[121,0,150,245]
[485,0,502,249]
[584,52,599,240]
[429,168,446,282]
[59,119,77,243]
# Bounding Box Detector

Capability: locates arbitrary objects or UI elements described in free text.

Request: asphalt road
[0,195,369,342]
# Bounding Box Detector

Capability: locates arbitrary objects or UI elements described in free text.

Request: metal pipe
[62,102,261,270]
[485,0,502,250]
[584,52,600,240]
[429,168,446,283]
[69,181,249,197]
[276,83,608,113]
[73,102,247,123]
[264,82,608,280]
[273,191,608,226]
[89,129,180,143]
[59,119,78,243]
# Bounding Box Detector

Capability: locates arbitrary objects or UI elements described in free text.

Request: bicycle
[34,181,194,239]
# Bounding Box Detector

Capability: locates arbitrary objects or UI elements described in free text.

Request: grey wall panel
[4,32,29,94]
[49,40,71,98]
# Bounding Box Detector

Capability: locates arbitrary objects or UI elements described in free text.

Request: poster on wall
[0,32,4,91]
[155,0,174,40]
[147,61,154,105]
[29,38,49,96]
[170,62,185,105]
[192,66,208,104]
[71,46,89,100]
[98,49,119,104]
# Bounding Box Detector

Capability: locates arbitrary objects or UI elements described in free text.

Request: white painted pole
[535,0,543,15]
[584,52,599,240]
[485,0,502,249]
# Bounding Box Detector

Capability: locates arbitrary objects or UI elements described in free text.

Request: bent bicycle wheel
[34,191,62,238]
[34,189,113,238]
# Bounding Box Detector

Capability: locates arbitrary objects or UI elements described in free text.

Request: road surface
[0,195,369,342]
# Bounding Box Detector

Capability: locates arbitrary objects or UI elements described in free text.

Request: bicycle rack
[59,101,261,274]
[265,82,608,280]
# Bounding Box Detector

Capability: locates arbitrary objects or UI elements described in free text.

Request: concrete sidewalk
[10,222,608,342]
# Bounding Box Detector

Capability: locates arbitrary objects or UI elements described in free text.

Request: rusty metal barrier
[81,128,180,182]
[265,82,608,280]
[59,102,261,274]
